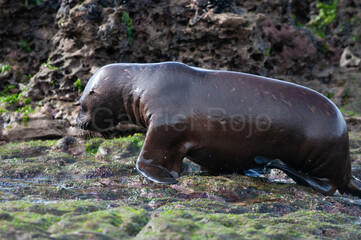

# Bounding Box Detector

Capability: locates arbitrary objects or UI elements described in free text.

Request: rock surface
[0,130,360,238]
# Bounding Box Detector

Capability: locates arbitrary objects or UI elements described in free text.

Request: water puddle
[0,177,53,189]
[0,177,115,201]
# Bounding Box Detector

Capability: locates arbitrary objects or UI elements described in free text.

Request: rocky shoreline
[0,0,360,238]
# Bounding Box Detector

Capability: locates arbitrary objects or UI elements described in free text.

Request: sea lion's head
[76,65,125,131]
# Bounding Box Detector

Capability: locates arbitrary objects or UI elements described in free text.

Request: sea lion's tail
[343,176,361,198]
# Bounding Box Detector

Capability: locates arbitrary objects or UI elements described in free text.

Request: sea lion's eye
[80,105,87,111]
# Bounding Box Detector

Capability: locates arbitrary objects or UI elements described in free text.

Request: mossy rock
[0,200,149,239]
[137,209,361,239]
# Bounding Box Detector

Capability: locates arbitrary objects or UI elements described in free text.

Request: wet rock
[54,136,77,151]
[2,112,67,141]
[0,1,361,238]
[53,136,85,156]
[84,165,114,178]
[0,134,359,238]
[94,134,144,161]
[340,47,361,68]
[136,209,361,239]
[0,145,49,159]
[0,212,13,221]
[253,203,296,216]
[0,0,58,89]
[49,206,149,239]
[262,17,316,73]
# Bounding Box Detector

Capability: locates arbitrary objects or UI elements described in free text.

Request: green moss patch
[0,133,360,238]
[137,209,361,239]
[0,200,149,239]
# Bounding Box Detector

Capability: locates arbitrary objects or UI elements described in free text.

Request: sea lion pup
[76,62,361,197]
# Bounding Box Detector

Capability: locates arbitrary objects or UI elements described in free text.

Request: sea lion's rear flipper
[243,168,266,178]
[255,157,337,195]
[344,177,361,197]
[136,126,190,184]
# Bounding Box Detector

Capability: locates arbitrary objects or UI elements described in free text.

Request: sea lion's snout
[75,99,93,130]
[76,119,91,130]
[76,103,118,132]
[76,110,91,130]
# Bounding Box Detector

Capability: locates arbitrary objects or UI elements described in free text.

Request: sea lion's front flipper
[344,177,361,197]
[136,160,179,184]
[255,157,337,195]
[136,126,190,184]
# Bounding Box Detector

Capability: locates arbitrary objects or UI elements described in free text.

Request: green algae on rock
[49,206,149,239]
[0,133,360,238]
[0,0,361,238]
[136,209,361,239]
[0,200,149,239]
